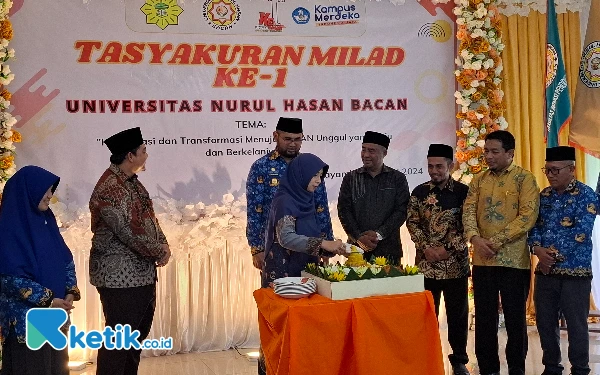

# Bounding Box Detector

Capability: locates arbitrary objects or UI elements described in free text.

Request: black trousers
[96,284,156,375]
[1,329,69,375]
[534,275,591,375]
[425,276,469,366]
[472,266,530,375]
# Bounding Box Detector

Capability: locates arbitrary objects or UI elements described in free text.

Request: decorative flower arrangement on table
[452,0,507,184]
[304,246,420,283]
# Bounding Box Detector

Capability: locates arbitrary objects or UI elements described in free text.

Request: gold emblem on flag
[545,44,558,88]
[579,41,600,89]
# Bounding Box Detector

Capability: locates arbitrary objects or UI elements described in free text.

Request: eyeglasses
[541,165,571,175]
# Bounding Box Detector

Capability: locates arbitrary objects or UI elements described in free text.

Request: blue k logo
[26,308,68,350]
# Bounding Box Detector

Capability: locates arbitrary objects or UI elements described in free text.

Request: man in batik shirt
[89,127,171,375]
[407,143,470,375]
[529,146,599,375]
[462,130,540,375]
[246,117,333,271]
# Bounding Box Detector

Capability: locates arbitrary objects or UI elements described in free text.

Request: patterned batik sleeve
[156,220,169,245]
[462,175,482,243]
[65,260,81,301]
[246,162,266,255]
[572,187,599,241]
[489,173,540,247]
[406,194,428,250]
[527,193,544,248]
[275,215,323,256]
[92,186,164,259]
[314,182,334,240]
[0,275,53,307]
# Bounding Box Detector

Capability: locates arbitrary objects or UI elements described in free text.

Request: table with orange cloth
[254,288,445,375]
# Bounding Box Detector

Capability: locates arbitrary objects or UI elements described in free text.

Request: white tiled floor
[71,327,600,375]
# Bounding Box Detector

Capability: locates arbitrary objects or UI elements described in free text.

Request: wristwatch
[376,232,383,241]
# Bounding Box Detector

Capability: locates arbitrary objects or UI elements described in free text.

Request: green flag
[545,0,571,147]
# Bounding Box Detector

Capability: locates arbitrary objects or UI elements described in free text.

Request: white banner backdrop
[11,0,456,205]
[9,0,457,360]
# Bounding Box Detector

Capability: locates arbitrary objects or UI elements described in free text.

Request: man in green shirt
[462,130,540,375]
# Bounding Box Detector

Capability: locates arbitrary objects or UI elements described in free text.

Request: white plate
[273,277,315,285]
[276,291,315,299]
[344,243,364,254]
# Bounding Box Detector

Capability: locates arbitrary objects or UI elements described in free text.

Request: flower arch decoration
[0,0,17,198]
[452,0,507,184]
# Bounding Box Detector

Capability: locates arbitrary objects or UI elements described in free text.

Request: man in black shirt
[337,131,409,265]
[407,143,470,375]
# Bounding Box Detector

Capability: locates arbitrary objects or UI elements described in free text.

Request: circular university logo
[579,41,600,88]
[203,0,241,30]
[292,7,310,24]
[545,44,558,88]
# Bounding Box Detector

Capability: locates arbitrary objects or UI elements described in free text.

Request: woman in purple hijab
[261,153,345,288]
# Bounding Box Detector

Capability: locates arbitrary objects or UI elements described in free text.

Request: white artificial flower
[476,112,484,119]
[498,117,509,129]
[455,70,461,76]
[461,124,472,133]
[468,158,479,166]
[480,127,487,134]
[476,139,486,147]
[460,49,473,60]
[463,62,472,70]
[7,48,14,58]
[222,193,234,204]
[474,6,487,18]
[462,174,473,184]
[470,80,480,88]
[6,116,16,127]
[0,39,8,48]
[468,137,477,145]
[461,106,469,113]
[3,130,12,138]
[484,18,492,28]
[483,59,494,69]
[493,77,502,85]
[452,170,463,180]
[472,60,482,70]
[456,17,466,25]
[454,91,463,99]
[460,162,468,171]
[453,7,463,15]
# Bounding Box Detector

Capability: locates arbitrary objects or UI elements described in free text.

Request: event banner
[11,0,456,205]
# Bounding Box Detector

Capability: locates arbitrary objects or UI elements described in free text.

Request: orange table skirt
[254,289,445,375]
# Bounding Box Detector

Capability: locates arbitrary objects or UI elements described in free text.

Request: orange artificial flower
[456,151,469,163]
[471,92,482,101]
[457,112,467,120]
[457,29,468,41]
[470,164,483,174]
[1,89,11,101]
[0,20,13,41]
[457,139,467,149]
[11,130,21,143]
[0,156,13,170]
[466,111,478,121]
